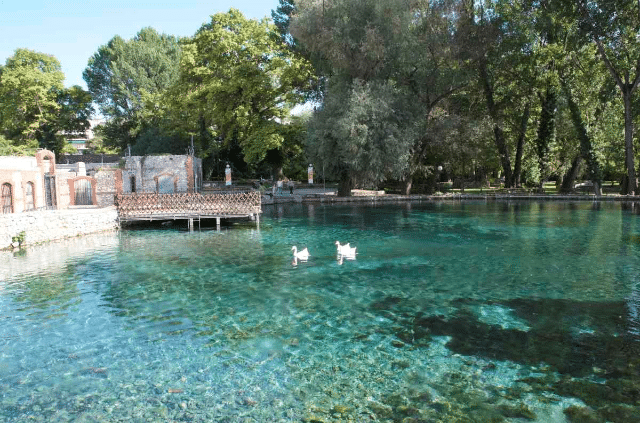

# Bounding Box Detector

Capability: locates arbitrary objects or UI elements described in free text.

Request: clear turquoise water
[2,200,640,422]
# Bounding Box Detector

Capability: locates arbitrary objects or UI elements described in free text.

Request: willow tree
[307,79,413,195]
[169,9,314,178]
[292,0,468,195]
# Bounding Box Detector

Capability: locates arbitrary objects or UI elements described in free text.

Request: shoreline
[261,191,640,205]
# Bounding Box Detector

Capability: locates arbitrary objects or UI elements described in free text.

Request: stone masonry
[0,207,119,250]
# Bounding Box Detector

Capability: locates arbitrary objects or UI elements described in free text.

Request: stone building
[121,155,203,194]
[0,149,59,213]
[1,151,203,214]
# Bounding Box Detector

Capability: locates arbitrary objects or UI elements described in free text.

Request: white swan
[291,246,310,261]
[335,241,357,258]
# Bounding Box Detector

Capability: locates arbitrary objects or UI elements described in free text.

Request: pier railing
[115,191,261,220]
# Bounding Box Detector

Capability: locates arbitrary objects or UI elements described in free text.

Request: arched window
[130,175,136,193]
[2,183,13,214]
[157,175,175,194]
[25,182,35,211]
[74,179,93,205]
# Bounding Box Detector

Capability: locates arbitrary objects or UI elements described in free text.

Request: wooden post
[216,217,220,230]
[188,218,193,232]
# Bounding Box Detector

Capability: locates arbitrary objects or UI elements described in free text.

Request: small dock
[115,191,261,230]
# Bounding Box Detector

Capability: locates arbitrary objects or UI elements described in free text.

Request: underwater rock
[553,377,640,407]
[368,400,393,419]
[464,404,506,423]
[563,405,603,423]
[413,297,640,378]
[302,415,327,423]
[599,404,640,423]
[331,404,349,414]
[496,402,536,420]
[384,393,408,408]
[392,339,405,348]
[370,296,404,311]
[410,391,432,404]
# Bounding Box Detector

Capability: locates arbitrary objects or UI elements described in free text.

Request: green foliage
[0,135,38,156]
[83,27,181,150]
[170,9,315,174]
[307,79,411,188]
[0,49,64,142]
[570,0,640,193]
[293,0,474,192]
[0,50,94,157]
[271,0,296,46]
[11,231,26,246]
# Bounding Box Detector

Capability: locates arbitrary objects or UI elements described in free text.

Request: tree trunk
[593,39,638,195]
[338,171,353,197]
[561,78,603,196]
[404,174,413,196]
[271,166,284,182]
[493,125,514,188]
[560,155,581,193]
[535,87,556,190]
[513,103,530,187]
[623,89,637,195]
[480,61,514,188]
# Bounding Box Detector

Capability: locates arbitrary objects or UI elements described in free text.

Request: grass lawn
[448,181,621,196]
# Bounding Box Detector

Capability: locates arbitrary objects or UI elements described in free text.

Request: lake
[1,200,640,422]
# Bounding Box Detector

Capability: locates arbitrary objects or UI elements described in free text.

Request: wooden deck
[114,191,261,227]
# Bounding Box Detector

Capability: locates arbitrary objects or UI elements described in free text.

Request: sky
[1,0,280,89]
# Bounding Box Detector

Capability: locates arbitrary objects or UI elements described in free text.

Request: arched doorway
[2,183,13,214]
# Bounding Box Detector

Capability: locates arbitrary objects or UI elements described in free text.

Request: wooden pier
[114,191,261,230]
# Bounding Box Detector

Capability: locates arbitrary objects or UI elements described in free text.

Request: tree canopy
[0,49,93,157]
[83,27,182,151]
[3,2,637,194]
[167,9,315,176]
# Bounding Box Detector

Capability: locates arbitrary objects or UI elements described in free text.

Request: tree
[39,85,94,155]
[0,135,38,156]
[272,0,296,46]
[83,27,181,150]
[170,9,314,177]
[457,0,545,189]
[0,49,64,143]
[573,0,640,194]
[0,49,93,157]
[307,79,412,195]
[292,0,472,194]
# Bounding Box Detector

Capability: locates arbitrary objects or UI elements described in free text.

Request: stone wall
[0,207,119,250]
[123,155,201,193]
[95,169,121,207]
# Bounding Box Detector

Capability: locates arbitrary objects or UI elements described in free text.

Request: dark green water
[2,200,640,422]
